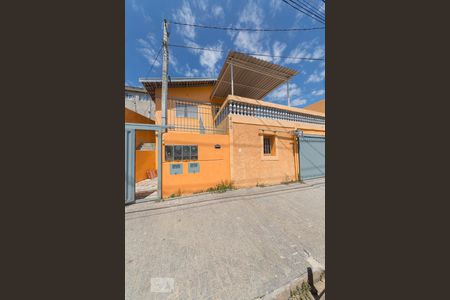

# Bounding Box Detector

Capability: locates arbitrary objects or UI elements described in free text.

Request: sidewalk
[126,177,325,214]
[126,178,325,300]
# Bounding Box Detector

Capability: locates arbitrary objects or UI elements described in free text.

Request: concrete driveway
[125,179,325,300]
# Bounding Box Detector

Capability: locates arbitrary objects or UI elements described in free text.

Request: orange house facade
[135,51,325,199]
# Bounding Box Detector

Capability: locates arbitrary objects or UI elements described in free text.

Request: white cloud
[199,41,224,76]
[137,36,161,68]
[266,83,302,102]
[291,98,308,107]
[272,41,287,64]
[232,0,273,61]
[125,80,135,86]
[172,1,196,40]
[319,2,325,14]
[169,52,183,74]
[211,5,224,18]
[193,0,208,11]
[137,38,151,49]
[238,0,263,27]
[130,0,151,22]
[311,89,325,96]
[284,39,324,64]
[312,46,325,59]
[184,40,202,55]
[184,65,200,77]
[306,69,325,83]
[270,0,282,14]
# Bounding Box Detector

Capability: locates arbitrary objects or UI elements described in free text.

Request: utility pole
[161,19,169,131]
[157,19,169,199]
[287,80,291,107]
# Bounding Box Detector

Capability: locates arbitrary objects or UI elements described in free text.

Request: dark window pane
[264,137,272,154]
[165,145,174,161]
[182,145,191,160]
[174,145,182,160]
[190,145,198,160]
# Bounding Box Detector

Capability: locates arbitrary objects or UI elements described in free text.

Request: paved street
[125,180,325,300]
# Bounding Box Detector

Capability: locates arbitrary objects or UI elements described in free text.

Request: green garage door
[299,135,325,180]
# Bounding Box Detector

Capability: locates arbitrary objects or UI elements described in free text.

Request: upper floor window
[125,93,135,99]
[176,103,198,118]
[139,94,149,101]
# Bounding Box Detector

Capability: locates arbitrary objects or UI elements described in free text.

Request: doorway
[125,123,164,204]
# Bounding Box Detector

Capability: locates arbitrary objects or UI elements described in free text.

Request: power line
[295,0,325,19]
[282,0,325,24]
[169,43,325,61]
[282,0,323,23]
[288,0,325,22]
[169,20,324,32]
[144,44,163,77]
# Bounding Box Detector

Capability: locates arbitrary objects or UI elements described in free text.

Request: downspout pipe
[294,130,304,181]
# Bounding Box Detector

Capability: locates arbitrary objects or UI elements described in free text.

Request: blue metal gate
[299,135,325,180]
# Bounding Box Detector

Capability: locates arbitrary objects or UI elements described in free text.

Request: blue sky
[126,0,325,108]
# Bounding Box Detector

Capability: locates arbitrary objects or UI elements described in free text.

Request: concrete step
[138,143,155,151]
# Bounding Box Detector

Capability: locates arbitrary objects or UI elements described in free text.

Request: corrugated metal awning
[210,51,298,100]
[139,77,216,100]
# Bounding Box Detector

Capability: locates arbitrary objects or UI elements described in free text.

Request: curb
[255,269,325,300]
[125,179,324,214]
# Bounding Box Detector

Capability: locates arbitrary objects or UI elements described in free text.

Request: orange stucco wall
[161,131,230,198]
[304,99,325,114]
[144,86,325,196]
[125,107,157,182]
[135,151,156,182]
[230,122,298,187]
[229,115,325,188]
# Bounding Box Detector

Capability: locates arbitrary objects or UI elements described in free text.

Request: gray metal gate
[125,123,169,204]
[299,135,325,180]
[125,127,136,204]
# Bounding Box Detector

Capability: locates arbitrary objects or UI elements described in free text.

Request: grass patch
[256,182,266,187]
[206,181,234,193]
[169,189,182,198]
[290,281,312,300]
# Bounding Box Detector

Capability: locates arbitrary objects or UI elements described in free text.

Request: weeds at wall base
[206,181,234,193]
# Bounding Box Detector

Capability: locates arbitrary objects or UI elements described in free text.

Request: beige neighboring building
[304,99,325,113]
[125,85,155,120]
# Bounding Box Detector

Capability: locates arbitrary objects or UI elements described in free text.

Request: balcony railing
[166,98,225,134]
[157,96,324,135]
[214,97,325,127]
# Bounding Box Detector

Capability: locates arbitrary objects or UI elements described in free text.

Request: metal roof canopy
[210,51,299,100]
[139,77,216,100]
